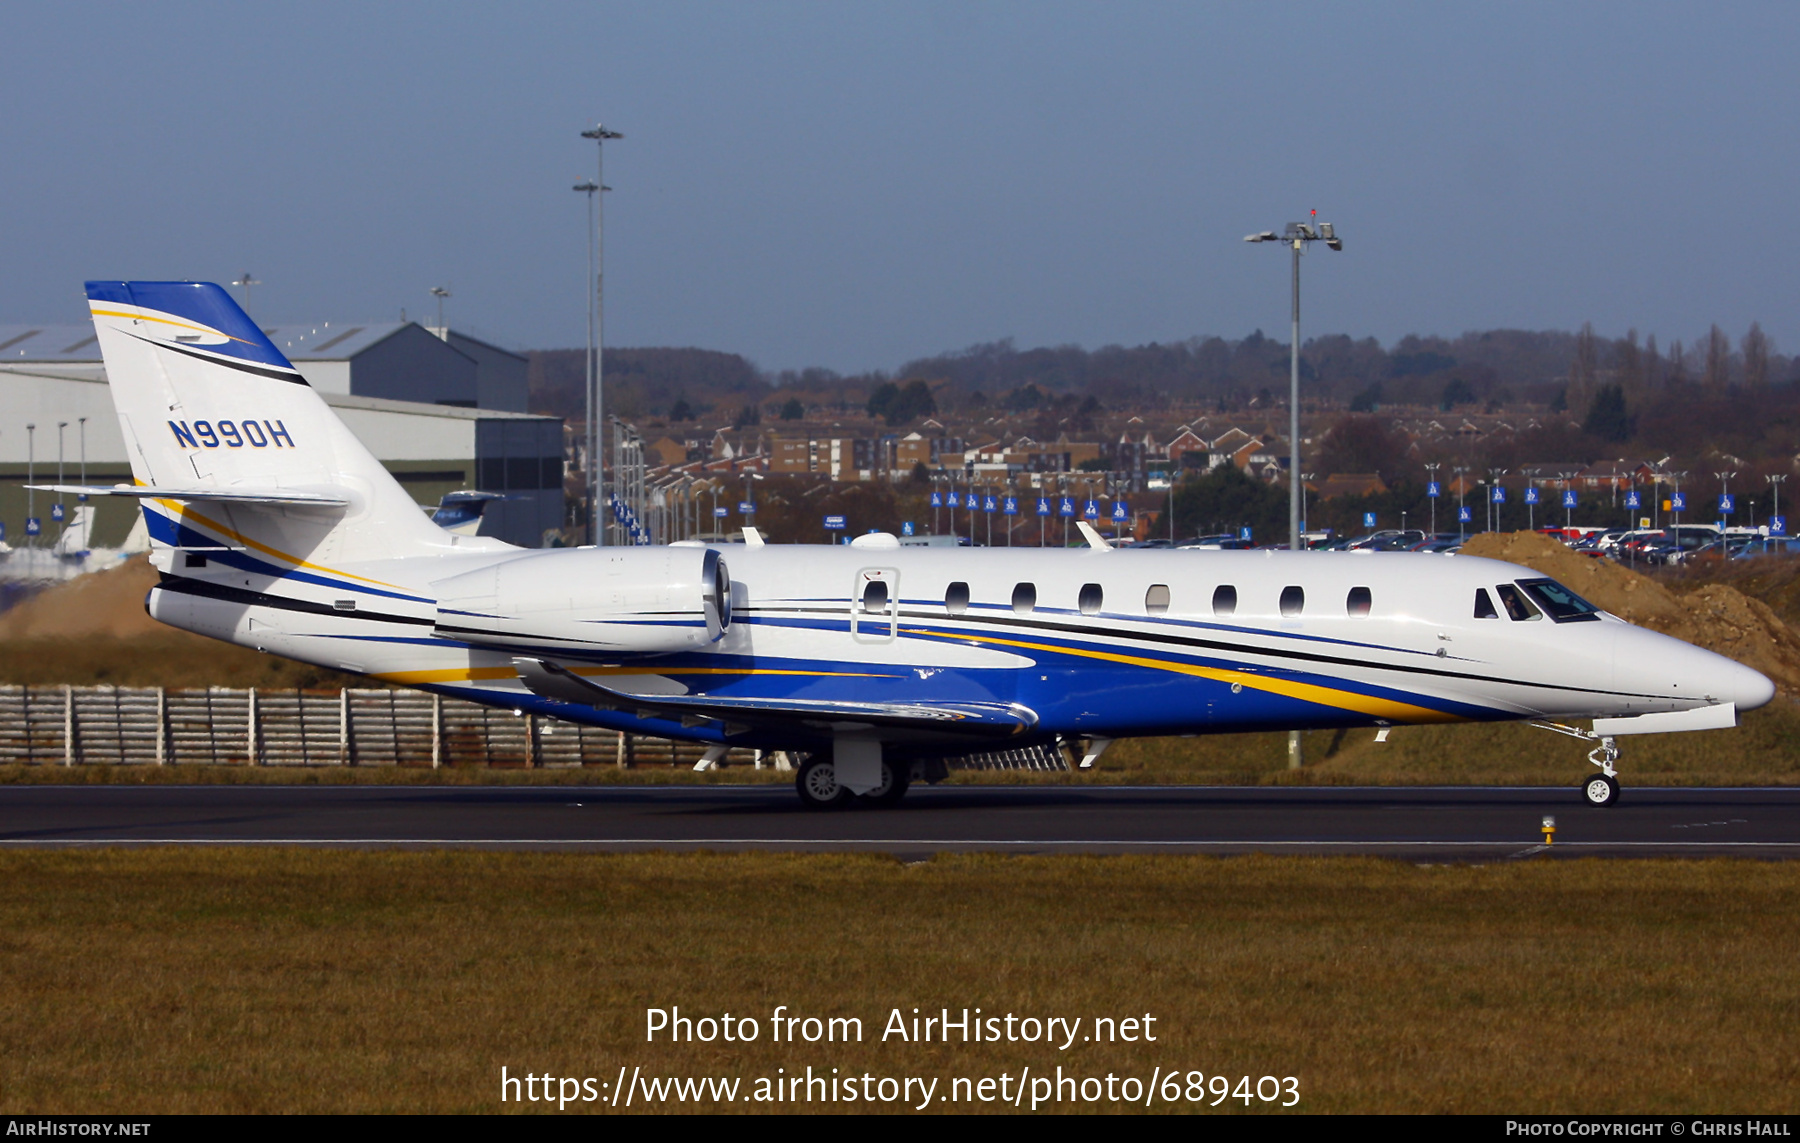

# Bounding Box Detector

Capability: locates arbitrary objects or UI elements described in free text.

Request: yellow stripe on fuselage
[153,498,409,593]
[909,627,1464,725]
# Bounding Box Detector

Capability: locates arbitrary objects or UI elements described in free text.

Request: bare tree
[1704,324,1731,390]
[1644,333,1662,390]
[1615,328,1643,397]
[1667,338,1688,385]
[1742,321,1771,388]
[1568,322,1599,410]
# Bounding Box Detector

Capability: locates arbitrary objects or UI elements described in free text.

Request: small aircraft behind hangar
[43,282,1774,809]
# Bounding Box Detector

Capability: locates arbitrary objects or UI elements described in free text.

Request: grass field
[0,849,1795,1114]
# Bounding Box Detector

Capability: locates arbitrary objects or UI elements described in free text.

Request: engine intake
[431,546,730,656]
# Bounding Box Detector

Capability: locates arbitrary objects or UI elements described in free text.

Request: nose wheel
[1529,720,1624,808]
[1582,774,1620,808]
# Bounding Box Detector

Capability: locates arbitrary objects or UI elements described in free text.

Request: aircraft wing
[26,483,349,506]
[514,657,1038,740]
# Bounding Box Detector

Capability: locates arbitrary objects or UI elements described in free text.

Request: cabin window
[1517,579,1602,623]
[1346,586,1372,617]
[1494,583,1541,621]
[1145,584,1171,615]
[1473,588,1499,619]
[1280,586,1305,617]
[861,580,889,613]
[945,581,970,615]
[1012,582,1036,614]
[1079,583,1103,616]
[1212,585,1237,616]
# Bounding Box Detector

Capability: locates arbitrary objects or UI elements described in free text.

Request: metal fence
[0,685,1069,771]
[0,685,762,769]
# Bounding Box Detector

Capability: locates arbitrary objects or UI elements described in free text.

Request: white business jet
[41,282,1774,810]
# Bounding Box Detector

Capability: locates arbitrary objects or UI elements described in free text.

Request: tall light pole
[230,273,260,314]
[428,286,451,334]
[1767,474,1787,539]
[1246,214,1343,552]
[1716,470,1737,529]
[1424,462,1441,534]
[580,122,624,546]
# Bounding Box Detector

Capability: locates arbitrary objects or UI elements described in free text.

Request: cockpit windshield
[1516,578,1602,623]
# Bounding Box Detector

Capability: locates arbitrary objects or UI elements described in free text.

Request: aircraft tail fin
[84,281,455,564]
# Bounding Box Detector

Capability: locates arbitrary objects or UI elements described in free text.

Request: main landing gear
[795,753,911,811]
[1530,721,1622,808]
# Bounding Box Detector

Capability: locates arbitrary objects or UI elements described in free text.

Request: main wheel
[857,759,911,807]
[797,756,853,810]
[1582,774,1620,808]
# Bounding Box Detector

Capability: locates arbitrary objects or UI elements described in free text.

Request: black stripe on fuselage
[157,575,431,625]
[739,603,1663,703]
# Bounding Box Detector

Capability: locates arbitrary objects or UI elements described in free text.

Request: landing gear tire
[857,760,910,807]
[1583,774,1620,808]
[797,756,853,810]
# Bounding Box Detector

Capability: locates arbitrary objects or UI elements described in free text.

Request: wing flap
[514,658,1037,740]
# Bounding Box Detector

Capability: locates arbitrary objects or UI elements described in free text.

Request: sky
[3,2,1797,373]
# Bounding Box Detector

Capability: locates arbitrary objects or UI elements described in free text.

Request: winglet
[742,527,765,548]
[1076,521,1113,551]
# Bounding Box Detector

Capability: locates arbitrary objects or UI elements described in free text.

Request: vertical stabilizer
[85,281,453,564]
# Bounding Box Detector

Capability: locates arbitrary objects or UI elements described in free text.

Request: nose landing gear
[1530,720,1623,808]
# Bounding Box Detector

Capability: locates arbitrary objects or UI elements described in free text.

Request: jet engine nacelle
[431,546,730,656]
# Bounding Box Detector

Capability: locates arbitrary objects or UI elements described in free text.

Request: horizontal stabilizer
[26,483,348,507]
[514,658,1037,740]
[1593,703,1737,736]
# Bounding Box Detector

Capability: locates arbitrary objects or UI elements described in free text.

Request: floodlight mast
[579,122,623,545]
[1245,216,1343,555]
[1245,214,1342,774]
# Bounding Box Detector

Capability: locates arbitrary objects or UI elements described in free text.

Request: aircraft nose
[1725,658,1777,711]
[1616,627,1776,712]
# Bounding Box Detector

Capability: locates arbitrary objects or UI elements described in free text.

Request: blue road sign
[1111,500,1128,522]
[1239,526,1253,541]
[823,514,846,530]
[983,495,997,513]
[1427,481,1441,498]
[1003,496,1018,516]
[25,518,40,537]
[713,507,728,518]
[1772,516,1787,536]
[929,492,942,508]
[1363,512,1377,528]
[739,501,755,514]
[1059,497,1075,517]
[51,504,65,523]
[902,521,915,536]
[1457,506,1472,523]
[1624,491,1641,509]
[965,492,979,511]
[0,522,5,542]
[1036,497,1051,516]
[1491,487,1506,504]
[1720,493,1735,514]
[1562,490,1578,508]
[1671,492,1686,511]
[1525,487,1540,505]
[1083,499,1099,520]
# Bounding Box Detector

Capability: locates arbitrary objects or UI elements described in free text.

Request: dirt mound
[0,555,168,640]
[1461,531,1800,694]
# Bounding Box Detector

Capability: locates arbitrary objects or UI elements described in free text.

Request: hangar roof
[0,321,415,363]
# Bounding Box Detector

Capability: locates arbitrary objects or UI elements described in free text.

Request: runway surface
[3,783,1800,857]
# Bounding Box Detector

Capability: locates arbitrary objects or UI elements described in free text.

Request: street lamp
[1767,475,1787,538]
[1715,470,1737,529]
[1424,462,1441,534]
[428,286,451,333]
[230,272,260,314]
[1246,213,1343,553]
[579,121,624,546]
